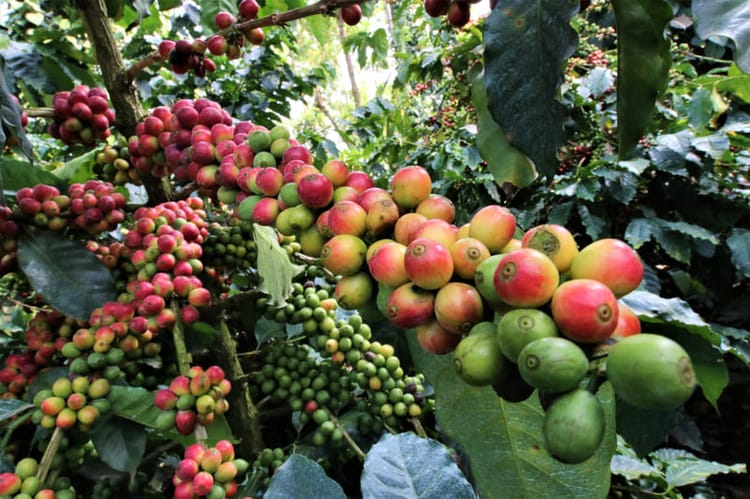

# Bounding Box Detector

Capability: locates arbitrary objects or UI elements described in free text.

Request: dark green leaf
[693,0,750,74]
[658,231,692,264]
[264,454,346,499]
[615,401,679,456]
[612,0,672,158]
[0,158,65,191]
[577,203,608,240]
[472,73,537,188]
[663,454,746,488]
[727,228,750,278]
[0,63,33,161]
[625,218,654,249]
[687,88,714,131]
[483,0,579,177]
[361,433,476,499]
[18,230,118,320]
[408,332,615,499]
[90,414,147,473]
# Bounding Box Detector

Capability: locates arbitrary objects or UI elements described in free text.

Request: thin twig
[328,411,366,462]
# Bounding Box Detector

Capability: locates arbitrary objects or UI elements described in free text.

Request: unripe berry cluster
[154,365,231,435]
[249,447,287,489]
[172,441,249,498]
[48,85,115,146]
[201,221,258,272]
[94,138,140,185]
[0,457,76,498]
[31,375,111,432]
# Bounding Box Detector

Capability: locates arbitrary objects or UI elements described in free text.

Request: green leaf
[687,87,714,131]
[716,64,750,103]
[52,149,98,184]
[483,0,579,178]
[89,414,147,473]
[253,224,304,306]
[407,331,615,499]
[727,228,750,278]
[610,454,663,481]
[264,454,346,499]
[361,433,476,499]
[0,158,64,192]
[624,218,654,249]
[472,73,537,188]
[693,0,750,74]
[577,203,608,240]
[618,158,650,175]
[665,457,746,488]
[17,230,118,320]
[612,0,672,158]
[0,399,34,423]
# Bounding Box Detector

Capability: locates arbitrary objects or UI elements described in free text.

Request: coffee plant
[0,0,749,497]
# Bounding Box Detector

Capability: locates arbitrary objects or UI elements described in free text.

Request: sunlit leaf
[693,0,750,74]
[264,454,346,499]
[472,73,537,188]
[361,433,476,499]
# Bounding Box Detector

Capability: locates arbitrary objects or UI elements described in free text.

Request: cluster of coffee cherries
[0,457,76,499]
[201,220,258,273]
[124,198,211,322]
[86,240,135,292]
[14,181,127,235]
[154,365,232,436]
[93,138,140,185]
[31,375,111,432]
[0,310,81,399]
[172,441,249,499]
[48,85,115,146]
[0,205,20,275]
[249,447,287,490]
[423,0,475,27]
[157,0,263,78]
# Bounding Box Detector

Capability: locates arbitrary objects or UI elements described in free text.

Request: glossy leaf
[361,433,476,499]
[472,72,537,188]
[18,230,118,320]
[90,414,147,473]
[693,0,750,74]
[727,228,750,278]
[0,399,34,423]
[611,0,672,158]
[0,158,64,192]
[264,454,346,499]
[483,0,579,178]
[52,149,98,184]
[408,331,615,499]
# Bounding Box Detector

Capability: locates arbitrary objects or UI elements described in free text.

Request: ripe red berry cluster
[0,206,20,275]
[48,85,115,146]
[15,184,71,231]
[124,198,211,322]
[32,375,111,432]
[205,4,264,61]
[86,240,135,292]
[423,0,473,28]
[68,180,127,234]
[172,441,249,498]
[0,351,38,398]
[154,365,232,436]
